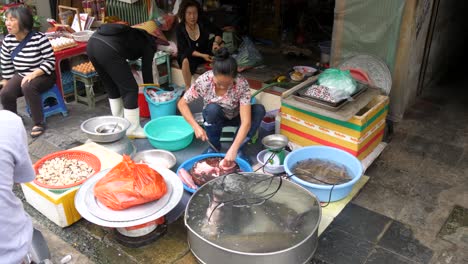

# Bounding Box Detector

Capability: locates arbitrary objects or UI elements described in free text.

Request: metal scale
[261,134,289,166]
[81,116,137,157]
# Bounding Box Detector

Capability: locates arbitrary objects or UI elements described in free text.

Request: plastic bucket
[138,92,150,118]
[284,146,363,202]
[144,86,179,120]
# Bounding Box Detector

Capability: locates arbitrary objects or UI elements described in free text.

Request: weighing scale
[261,134,289,166]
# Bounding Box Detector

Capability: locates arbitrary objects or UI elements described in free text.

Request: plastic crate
[62,71,75,95]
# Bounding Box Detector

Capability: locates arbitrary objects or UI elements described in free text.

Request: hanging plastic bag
[317,68,357,101]
[94,156,167,210]
[235,36,263,72]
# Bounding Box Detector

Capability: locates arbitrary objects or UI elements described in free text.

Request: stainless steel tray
[75,165,183,228]
[85,169,173,222]
[292,81,369,112]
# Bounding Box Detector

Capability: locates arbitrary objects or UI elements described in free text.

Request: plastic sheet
[331,0,405,73]
[317,68,357,101]
[94,156,167,210]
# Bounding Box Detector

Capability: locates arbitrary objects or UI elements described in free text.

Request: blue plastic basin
[144,115,194,151]
[284,146,363,202]
[177,153,253,193]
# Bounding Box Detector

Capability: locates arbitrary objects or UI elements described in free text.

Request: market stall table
[54,42,87,97]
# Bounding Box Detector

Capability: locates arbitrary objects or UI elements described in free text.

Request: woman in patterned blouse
[178,48,265,165]
[0,6,55,138]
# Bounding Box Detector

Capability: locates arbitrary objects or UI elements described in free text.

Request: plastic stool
[26,84,68,123]
[220,126,258,143]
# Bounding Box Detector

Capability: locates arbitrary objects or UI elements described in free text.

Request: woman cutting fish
[177,48,265,165]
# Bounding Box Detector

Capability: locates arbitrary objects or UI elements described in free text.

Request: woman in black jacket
[87,21,159,138]
[176,0,223,89]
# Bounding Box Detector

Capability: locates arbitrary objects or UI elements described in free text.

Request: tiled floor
[312,203,433,264]
[7,66,468,263]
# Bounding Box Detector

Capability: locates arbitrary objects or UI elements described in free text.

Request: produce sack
[94,155,167,210]
[317,68,357,102]
[235,36,263,72]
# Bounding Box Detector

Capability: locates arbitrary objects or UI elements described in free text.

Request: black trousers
[0,73,55,125]
[87,37,138,109]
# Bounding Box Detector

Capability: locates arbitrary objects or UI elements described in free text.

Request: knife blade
[206,140,219,153]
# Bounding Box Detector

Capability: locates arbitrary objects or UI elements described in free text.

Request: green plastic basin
[144,115,194,151]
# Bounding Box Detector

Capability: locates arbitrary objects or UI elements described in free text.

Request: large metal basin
[185,172,321,264]
[81,116,130,143]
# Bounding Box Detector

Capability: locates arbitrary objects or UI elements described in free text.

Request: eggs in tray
[72,62,96,74]
[49,37,77,51]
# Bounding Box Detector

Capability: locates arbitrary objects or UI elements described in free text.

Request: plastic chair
[26,84,68,123]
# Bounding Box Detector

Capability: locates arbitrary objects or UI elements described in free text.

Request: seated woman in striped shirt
[0,6,55,138]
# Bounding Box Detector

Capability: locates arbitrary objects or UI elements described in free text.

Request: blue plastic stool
[26,84,68,123]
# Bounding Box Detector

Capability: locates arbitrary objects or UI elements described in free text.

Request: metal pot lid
[338,54,392,95]
[75,165,183,228]
[185,173,321,253]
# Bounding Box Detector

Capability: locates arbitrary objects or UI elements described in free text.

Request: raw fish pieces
[190,157,240,186]
[292,158,352,185]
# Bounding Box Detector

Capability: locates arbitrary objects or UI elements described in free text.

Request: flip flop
[31,125,45,138]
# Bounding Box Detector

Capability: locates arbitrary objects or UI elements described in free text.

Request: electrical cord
[207,152,350,221]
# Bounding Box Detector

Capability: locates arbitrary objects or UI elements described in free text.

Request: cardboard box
[22,143,122,227]
[280,95,389,160]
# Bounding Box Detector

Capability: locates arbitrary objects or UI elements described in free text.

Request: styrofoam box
[21,183,81,227]
[22,143,123,227]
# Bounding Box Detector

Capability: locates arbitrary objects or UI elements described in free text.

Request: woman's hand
[0,79,7,89]
[201,53,213,62]
[194,124,208,141]
[21,69,44,88]
[21,73,36,87]
[223,147,237,166]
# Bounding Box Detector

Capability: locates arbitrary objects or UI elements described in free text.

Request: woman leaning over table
[176,0,224,89]
[178,48,266,165]
[0,6,55,138]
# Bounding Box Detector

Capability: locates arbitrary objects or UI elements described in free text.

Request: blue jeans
[202,103,266,149]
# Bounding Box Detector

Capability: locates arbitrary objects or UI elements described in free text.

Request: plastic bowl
[293,66,317,77]
[290,71,304,82]
[144,115,194,151]
[176,153,253,193]
[71,30,94,42]
[256,149,290,174]
[284,146,363,202]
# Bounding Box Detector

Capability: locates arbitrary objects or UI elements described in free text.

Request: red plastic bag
[94,155,167,210]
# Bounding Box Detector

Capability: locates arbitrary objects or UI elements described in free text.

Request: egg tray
[52,42,78,52]
[71,70,98,78]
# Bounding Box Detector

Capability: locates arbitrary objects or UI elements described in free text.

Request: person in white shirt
[0,110,36,263]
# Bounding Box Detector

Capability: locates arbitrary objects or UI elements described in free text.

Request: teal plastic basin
[144,115,194,151]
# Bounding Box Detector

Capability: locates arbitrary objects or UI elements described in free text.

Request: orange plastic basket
[33,150,101,190]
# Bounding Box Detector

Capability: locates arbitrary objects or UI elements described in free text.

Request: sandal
[31,125,45,138]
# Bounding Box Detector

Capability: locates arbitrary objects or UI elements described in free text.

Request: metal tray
[85,169,173,222]
[74,165,184,228]
[292,81,368,111]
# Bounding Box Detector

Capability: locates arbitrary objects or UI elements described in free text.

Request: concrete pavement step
[31,218,94,264]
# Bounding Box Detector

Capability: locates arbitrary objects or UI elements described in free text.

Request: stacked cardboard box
[280,95,389,160]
